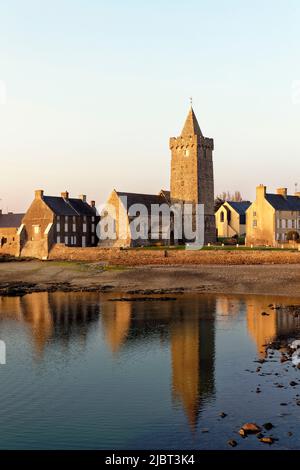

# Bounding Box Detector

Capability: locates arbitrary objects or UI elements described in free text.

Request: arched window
[220,211,225,222]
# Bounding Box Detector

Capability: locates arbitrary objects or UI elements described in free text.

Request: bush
[287,231,300,241]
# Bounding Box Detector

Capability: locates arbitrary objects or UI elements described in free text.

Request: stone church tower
[170,107,216,243]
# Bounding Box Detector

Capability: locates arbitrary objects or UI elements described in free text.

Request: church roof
[115,191,169,212]
[181,107,203,138]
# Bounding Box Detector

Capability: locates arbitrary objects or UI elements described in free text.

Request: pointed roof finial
[189,96,193,107]
[181,106,203,138]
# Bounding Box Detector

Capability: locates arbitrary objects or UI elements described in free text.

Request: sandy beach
[1,258,300,297]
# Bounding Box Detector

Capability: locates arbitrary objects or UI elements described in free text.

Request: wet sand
[1,260,300,297]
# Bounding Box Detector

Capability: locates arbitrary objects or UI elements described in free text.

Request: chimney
[277,188,287,198]
[35,189,44,199]
[79,194,87,203]
[90,200,96,208]
[256,184,266,199]
[0,209,2,215]
[61,191,69,199]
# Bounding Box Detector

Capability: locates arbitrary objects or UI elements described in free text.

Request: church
[99,107,216,247]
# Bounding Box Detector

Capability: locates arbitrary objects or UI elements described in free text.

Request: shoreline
[1,260,300,297]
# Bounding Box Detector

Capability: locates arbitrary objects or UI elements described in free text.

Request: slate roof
[43,196,96,216]
[227,201,252,215]
[265,194,300,211]
[116,191,169,212]
[0,213,24,228]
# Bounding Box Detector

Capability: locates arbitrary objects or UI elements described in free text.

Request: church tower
[169,107,216,243]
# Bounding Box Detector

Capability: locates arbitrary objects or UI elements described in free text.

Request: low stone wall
[0,241,19,256]
[48,245,300,265]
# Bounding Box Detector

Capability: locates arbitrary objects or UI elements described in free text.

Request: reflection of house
[215,201,251,238]
[246,185,300,246]
[0,292,100,355]
[0,211,24,254]
[246,296,300,357]
[19,190,99,259]
[101,301,132,352]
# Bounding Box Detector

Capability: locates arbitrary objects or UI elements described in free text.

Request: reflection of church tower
[170,297,216,430]
[101,301,132,353]
[170,108,216,243]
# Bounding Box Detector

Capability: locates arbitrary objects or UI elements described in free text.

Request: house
[99,107,216,247]
[246,185,300,246]
[19,190,99,259]
[0,210,24,254]
[215,201,251,238]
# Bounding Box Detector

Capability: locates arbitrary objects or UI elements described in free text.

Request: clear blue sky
[0,0,299,212]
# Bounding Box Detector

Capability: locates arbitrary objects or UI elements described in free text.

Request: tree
[214,190,243,212]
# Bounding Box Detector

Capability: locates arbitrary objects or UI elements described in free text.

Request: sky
[0,0,300,212]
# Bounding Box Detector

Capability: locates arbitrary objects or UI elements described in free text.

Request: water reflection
[0,292,300,435]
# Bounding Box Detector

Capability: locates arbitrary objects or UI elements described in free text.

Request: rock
[261,312,270,316]
[228,440,237,447]
[219,412,227,418]
[290,340,300,350]
[287,432,293,437]
[241,423,262,434]
[281,355,289,363]
[239,429,247,437]
[292,351,300,367]
[263,422,274,430]
[296,400,300,406]
[290,381,298,387]
[280,403,288,406]
[201,428,209,433]
[260,437,274,445]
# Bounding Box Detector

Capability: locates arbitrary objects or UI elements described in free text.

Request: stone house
[99,107,216,247]
[19,190,99,259]
[215,201,251,238]
[0,210,24,254]
[246,185,300,246]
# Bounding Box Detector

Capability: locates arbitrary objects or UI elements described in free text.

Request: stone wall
[48,244,300,265]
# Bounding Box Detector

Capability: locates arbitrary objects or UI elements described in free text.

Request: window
[220,211,225,223]
[253,211,257,217]
[83,223,87,233]
[72,221,76,232]
[288,220,293,229]
[253,220,257,228]
[57,235,61,243]
[33,225,40,234]
[92,236,95,244]
[184,149,189,157]
[282,219,286,229]
[57,216,60,222]
[92,216,95,222]
[64,236,68,245]
[65,216,69,232]
[56,223,60,232]
[70,236,77,245]
[92,224,95,233]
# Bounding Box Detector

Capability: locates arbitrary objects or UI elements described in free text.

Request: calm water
[0,291,300,449]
